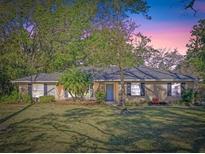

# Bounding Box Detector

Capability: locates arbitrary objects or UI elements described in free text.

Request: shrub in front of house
[20,94,32,103]
[0,90,20,103]
[95,91,106,103]
[181,89,195,104]
[39,96,55,103]
[59,68,91,101]
[0,90,32,104]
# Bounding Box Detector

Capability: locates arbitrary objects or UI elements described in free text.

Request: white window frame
[32,84,44,98]
[131,83,141,96]
[47,85,56,96]
[171,83,181,96]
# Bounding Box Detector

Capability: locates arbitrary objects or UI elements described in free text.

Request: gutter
[11,78,200,83]
[11,81,58,83]
[94,79,199,82]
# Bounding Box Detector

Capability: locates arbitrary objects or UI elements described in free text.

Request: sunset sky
[131,0,205,54]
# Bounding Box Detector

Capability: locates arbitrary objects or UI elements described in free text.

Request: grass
[0,103,205,152]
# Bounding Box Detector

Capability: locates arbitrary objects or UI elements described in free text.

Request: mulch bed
[148,101,169,106]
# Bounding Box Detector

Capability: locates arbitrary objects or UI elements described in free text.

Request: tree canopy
[59,67,91,100]
[177,19,205,81]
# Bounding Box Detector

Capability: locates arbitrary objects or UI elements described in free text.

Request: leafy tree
[59,68,91,100]
[83,0,150,106]
[0,0,96,96]
[133,33,184,71]
[85,22,144,105]
[178,19,205,81]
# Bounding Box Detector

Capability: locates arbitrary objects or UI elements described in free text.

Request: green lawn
[0,103,205,152]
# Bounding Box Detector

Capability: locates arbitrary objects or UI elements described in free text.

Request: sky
[130,0,205,54]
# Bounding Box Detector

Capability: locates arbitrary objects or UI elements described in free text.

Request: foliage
[83,0,150,106]
[95,91,106,103]
[0,0,97,95]
[178,19,205,81]
[181,89,195,103]
[20,94,32,103]
[84,23,142,105]
[134,33,184,71]
[59,68,91,100]
[39,96,55,103]
[195,84,205,103]
[0,69,13,96]
[0,90,32,104]
[0,0,150,103]
[0,90,20,103]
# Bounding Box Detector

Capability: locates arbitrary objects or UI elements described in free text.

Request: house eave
[11,81,58,83]
[94,79,198,82]
[12,79,199,83]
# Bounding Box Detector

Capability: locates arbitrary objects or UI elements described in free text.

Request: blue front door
[106,84,114,101]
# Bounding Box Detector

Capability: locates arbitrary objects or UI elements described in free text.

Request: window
[32,84,44,98]
[172,83,181,96]
[131,83,141,96]
[47,85,56,96]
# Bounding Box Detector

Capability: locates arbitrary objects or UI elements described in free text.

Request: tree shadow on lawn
[0,106,205,152]
[104,107,205,152]
[0,107,116,152]
[0,104,33,124]
[63,108,101,119]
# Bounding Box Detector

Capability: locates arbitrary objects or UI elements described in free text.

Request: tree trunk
[119,66,125,106]
[69,91,75,101]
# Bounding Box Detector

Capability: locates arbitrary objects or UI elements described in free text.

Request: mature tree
[133,33,184,71]
[146,49,184,71]
[0,0,97,96]
[0,0,150,100]
[177,19,205,80]
[59,68,91,100]
[83,0,150,105]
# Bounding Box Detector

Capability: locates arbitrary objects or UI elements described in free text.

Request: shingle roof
[94,66,198,81]
[13,66,198,83]
[13,72,61,83]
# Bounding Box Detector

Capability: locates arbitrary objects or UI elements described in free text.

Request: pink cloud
[134,23,193,54]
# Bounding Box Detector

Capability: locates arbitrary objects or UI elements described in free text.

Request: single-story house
[12,66,199,103]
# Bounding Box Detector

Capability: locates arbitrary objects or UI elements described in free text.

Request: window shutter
[167,83,171,96]
[140,83,145,96]
[28,83,32,96]
[44,84,47,96]
[181,83,186,94]
[127,82,131,96]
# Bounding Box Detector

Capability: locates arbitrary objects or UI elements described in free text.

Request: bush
[20,94,32,103]
[59,68,91,100]
[39,96,55,103]
[196,84,205,102]
[0,90,20,103]
[95,91,105,103]
[0,90,32,104]
[181,89,195,103]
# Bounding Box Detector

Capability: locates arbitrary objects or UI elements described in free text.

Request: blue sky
[130,0,205,54]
